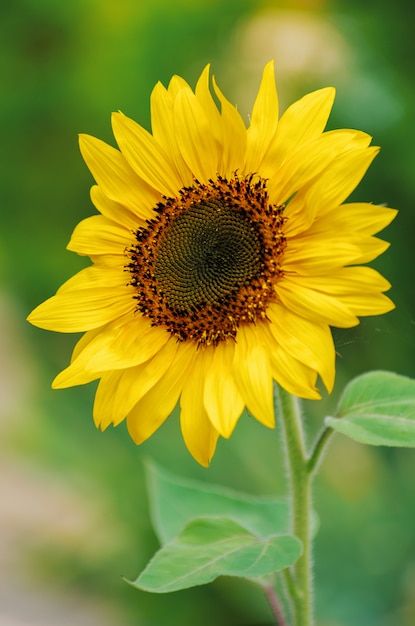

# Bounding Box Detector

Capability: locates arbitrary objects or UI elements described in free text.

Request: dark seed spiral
[154,197,262,312]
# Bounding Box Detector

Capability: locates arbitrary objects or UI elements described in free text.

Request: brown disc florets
[126,174,286,346]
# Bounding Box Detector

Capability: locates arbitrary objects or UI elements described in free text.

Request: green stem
[306,425,334,476]
[275,385,313,626]
[281,567,297,607]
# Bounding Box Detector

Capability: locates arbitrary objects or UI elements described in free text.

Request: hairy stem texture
[275,386,313,626]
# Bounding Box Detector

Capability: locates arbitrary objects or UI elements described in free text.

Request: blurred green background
[2,0,415,624]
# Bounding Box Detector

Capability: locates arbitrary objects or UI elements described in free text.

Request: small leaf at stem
[145,460,290,544]
[130,516,302,593]
[326,370,415,447]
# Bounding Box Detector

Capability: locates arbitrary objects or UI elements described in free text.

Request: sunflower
[28,62,396,466]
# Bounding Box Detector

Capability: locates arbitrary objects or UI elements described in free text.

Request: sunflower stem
[275,385,313,626]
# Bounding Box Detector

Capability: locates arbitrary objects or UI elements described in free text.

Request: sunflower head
[28,62,396,466]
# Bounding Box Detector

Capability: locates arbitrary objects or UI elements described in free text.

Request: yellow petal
[90,185,143,230]
[267,303,335,393]
[281,133,375,238]
[53,362,99,389]
[289,233,387,270]
[52,327,104,389]
[55,265,124,293]
[126,340,196,446]
[195,65,222,148]
[309,146,380,217]
[150,81,194,186]
[94,370,129,428]
[282,187,316,238]
[212,76,247,176]
[282,236,363,274]
[54,312,170,387]
[203,342,245,439]
[255,320,320,399]
[174,88,219,183]
[276,276,359,328]
[308,202,397,237]
[267,130,368,204]
[304,266,392,296]
[111,112,182,197]
[263,87,335,170]
[346,236,390,264]
[53,326,104,388]
[339,292,395,317]
[278,267,394,323]
[67,215,132,257]
[70,325,103,362]
[245,60,279,173]
[79,134,157,219]
[233,325,275,428]
[28,266,134,332]
[167,74,192,98]
[28,289,133,333]
[272,349,321,400]
[94,338,179,429]
[86,314,170,372]
[180,348,220,467]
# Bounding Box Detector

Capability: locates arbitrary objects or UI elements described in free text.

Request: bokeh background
[2,0,415,624]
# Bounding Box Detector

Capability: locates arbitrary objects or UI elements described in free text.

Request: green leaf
[131,516,302,593]
[326,371,415,447]
[145,460,290,544]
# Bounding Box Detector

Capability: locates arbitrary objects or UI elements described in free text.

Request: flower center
[154,198,262,311]
[127,175,286,346]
